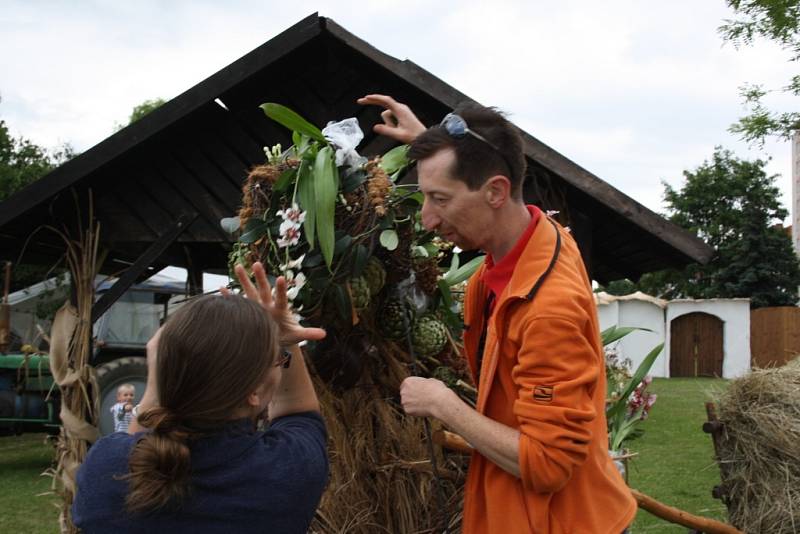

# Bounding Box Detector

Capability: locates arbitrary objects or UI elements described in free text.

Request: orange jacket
[461,217,636,533]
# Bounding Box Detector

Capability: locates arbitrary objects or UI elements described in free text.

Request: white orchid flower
[285,271,307,301]
[276,204,306,225]
[280,254,306,272]
[277,222,301,247]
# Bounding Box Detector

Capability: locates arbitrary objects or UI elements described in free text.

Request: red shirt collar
[481,205,541,299]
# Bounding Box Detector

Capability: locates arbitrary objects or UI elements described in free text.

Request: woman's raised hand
[226,262,326,347]
[357,94,427,144]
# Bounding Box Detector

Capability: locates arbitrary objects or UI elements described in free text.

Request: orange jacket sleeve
[511,315,600,494]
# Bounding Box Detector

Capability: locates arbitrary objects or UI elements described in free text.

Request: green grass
[0,379,730,533]
[0,433,59,534]
[629,377,729,532]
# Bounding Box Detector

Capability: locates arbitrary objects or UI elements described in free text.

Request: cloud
[1,0,796,220]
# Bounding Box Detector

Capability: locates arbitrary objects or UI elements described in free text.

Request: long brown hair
[124,295,279,514]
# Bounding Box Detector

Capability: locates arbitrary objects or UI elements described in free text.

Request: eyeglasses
[274,349,292,369]
[439,113,514,176]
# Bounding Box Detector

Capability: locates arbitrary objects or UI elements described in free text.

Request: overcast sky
[2,0,797,225]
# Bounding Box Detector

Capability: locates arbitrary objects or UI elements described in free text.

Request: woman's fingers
[234,264,259,301]
[273,275,288,311]
[381,109,397,126]
[252,262,274,307]
[298,326,326,341]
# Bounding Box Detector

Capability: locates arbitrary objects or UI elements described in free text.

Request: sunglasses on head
[439,113,514,175]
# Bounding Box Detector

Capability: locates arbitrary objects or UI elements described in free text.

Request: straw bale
[715,359,800,533]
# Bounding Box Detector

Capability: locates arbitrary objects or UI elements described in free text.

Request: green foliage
[115,98,166,131]
[595,278,638,296]
[719,0,800,143]
[0,109,74,292]
[0,118,74,202]
[628,148,800,308]
[260,103,326,143]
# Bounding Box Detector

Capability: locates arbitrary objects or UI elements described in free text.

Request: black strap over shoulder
[475,219,562,387]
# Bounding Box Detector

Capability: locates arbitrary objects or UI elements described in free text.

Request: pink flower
[276,204,306,225]
[277,223,301,247]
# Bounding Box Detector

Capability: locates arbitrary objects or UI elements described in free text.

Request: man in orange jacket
[359,95,636,533]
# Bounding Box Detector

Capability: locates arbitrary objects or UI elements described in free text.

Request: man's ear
[484,175,511,208]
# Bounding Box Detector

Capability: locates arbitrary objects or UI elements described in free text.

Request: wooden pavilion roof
[0,13,711,284]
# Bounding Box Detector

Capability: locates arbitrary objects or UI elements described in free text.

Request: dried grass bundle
[309,340,467,533]
[40,192,101,533]
[715,359,800,533]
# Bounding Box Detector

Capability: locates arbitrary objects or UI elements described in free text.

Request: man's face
[418,148,493,251]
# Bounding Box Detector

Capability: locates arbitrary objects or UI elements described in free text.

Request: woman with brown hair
[72,263,328,533]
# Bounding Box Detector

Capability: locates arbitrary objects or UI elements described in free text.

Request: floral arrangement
[223,104,482,390]
[602,326,662,452]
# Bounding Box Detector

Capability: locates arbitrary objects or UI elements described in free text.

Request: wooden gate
[751,306,800,367]
[670,312,724,377]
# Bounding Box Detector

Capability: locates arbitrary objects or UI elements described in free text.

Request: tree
[114,98,165,131]
[0,117,74,202]
[719,0,800,143]
[624,148,800,308]
[1,102,75,294]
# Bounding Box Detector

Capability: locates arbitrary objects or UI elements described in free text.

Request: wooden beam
[0,13,323,228]
[630,489,741,534]
[433,428,742,533]
[91,213,197,323]
[322,16,711,266]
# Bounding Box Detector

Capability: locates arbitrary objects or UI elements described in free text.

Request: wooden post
[91,213,196,324]
[0,261,10,351]
[184,245,203,296]
[792,131,800,258]
[703,402,732,507]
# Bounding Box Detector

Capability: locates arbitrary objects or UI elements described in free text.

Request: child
[110,383,135,433]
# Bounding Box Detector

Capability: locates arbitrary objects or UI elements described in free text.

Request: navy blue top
[72,412,328,533]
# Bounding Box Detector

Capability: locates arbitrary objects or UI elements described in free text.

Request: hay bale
[715,358,800,533]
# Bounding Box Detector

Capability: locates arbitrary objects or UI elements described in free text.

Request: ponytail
[123,407,192,514]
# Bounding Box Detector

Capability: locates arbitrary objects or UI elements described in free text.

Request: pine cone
[414,256,440,295]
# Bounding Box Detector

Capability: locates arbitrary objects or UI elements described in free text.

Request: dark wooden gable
[0,14,711,283]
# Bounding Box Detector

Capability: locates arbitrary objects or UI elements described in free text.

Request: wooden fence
[750,306,800,368]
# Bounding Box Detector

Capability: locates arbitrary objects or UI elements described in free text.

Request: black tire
[95,357,147,436]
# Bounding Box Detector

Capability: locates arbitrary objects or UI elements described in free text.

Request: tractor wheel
[95,357,147,436]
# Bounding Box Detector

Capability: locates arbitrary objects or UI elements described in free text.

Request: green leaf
[273,167,296,193]
[379,144,410,175]
[412,245,429,258]
[404,191,424,205]
[239,220,270,244]
[296,160,315,249]
[449,252,460,273]
[220,217,240,233]
[331,284,351,319]
[351,245,369,276]
[380,229,399,250]
[443,255,485,286]
[313,146,338,268]
[333,232,353,257]
[422,242,439,258]
[601,326,652,346]
[260,103,326,143]
[438,279,454,308]
[342,169,367,193]
[606,343,663,423]
[292,131,301,147]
